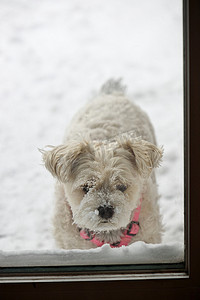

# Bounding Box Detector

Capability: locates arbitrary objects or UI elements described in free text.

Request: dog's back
[65,79,157,145]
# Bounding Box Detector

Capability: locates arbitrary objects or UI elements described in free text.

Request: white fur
[41,79,164,249]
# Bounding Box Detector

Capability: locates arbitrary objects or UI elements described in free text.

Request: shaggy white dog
[41,79,163,249]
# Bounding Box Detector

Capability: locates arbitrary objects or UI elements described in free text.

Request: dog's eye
[82,184,91,194]
[116,184,127,193]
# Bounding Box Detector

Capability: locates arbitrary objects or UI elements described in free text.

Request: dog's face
[42,137,163,232]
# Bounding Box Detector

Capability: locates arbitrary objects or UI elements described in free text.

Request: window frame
[1,0,200,296]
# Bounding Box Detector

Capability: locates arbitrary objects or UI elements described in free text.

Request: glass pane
[0,0,184,268]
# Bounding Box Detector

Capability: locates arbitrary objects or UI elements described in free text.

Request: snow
[0,242,184,267]
[0,0,184,267]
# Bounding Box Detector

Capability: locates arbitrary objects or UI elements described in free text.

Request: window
[1,1,199,296]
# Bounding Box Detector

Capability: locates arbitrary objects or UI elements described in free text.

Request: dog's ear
[40,141,93,182]
[118,138,163,178]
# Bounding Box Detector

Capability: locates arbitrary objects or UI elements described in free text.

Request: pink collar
[79,198,142,248]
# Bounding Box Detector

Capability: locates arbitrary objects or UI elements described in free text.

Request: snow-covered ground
[0,0,184,266]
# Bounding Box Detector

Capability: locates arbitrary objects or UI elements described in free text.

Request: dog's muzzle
[79,197,142,248]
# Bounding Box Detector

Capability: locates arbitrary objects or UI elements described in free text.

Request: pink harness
[79,198,142,248]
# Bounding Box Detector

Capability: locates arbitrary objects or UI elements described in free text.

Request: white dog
[41,79,163,249]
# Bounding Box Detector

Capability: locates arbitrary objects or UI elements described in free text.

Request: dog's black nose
[98,205,114,220]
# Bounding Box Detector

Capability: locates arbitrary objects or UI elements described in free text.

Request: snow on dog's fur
[41,79,164,249]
